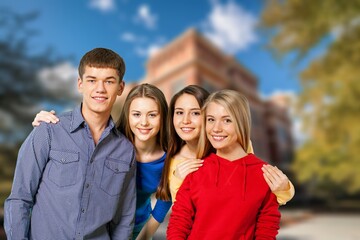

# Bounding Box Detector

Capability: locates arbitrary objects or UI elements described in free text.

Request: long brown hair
[117,83,168,152]
[156,85,210,201]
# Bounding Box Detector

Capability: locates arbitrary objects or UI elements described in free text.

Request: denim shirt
[4,105,136,240]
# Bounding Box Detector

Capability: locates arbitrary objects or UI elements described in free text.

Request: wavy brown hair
[116,83,168,152]
[156,85,210,201]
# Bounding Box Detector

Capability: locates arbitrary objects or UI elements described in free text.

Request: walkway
[153,210,360,240]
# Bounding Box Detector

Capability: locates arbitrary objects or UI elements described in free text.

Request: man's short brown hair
[78,48,126,81]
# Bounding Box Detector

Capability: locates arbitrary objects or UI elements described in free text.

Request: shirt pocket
[48,150,80,187]
[100,158,130,196]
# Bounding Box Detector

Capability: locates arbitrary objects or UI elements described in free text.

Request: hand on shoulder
[32,110,59,127]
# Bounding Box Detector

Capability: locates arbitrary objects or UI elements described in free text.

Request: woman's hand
[32,110,59,127]
[174,158,204,180]
[262,165,290,192]
[135,216,160,240]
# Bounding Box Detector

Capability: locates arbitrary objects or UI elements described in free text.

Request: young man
[4,48,136,239]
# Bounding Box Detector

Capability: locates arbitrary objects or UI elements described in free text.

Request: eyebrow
[84,75,117,80]
[130,110,159,113]
[206,114,231,118]
[174,107,201,110]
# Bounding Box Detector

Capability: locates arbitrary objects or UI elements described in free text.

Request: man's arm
[110,150,137,239]
[4,125,51,239]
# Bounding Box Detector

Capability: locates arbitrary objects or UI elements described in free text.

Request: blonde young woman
[32,83,172,240]
[156,85,294,204]
[167,90,280,239]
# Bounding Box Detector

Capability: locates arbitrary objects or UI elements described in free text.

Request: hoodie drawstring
[215,155,247,201]
[215,155,220,186]
[242,160,246,201]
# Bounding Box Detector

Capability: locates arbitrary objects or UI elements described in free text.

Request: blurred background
[1,0,359,239]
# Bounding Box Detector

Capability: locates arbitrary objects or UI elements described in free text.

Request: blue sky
[1,0,305,97]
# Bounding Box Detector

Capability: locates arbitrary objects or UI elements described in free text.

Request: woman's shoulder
[169,154,183,170]
[246,153,268,166]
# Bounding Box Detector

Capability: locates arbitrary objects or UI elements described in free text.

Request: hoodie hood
[167,152,281,240]
[206,153,265,201]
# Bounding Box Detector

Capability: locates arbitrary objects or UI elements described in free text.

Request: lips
[93,96,108,102]
[211,135,227,141]
[138,128,152,134]
[181,127,195,133]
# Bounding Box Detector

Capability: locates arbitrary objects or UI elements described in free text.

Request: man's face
[78,66,124,117]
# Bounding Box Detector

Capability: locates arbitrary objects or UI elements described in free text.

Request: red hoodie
[167,153,280,240]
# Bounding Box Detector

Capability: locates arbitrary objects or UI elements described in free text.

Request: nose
[96,81,106,93]
[182,113,191,124]
[212,120,222,133]
[140,116,149,126]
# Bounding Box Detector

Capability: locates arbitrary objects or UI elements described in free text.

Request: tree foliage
[0,9,78,208]
[261,0,360,199]
[0,9,76,144]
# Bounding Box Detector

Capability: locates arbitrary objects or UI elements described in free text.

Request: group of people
[4,48,294,239]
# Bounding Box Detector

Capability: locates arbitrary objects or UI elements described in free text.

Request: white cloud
[120,32,147,44]
[89,0,115,12]
[202,1,258,54]
[38,62,80,100]
[120,30,165,58]
[121,32,137,42]
[135,43,163,57]
[131,35,165,58]
[134,4,157,30]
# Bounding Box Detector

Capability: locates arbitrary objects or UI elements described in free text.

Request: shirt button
[85,183,90,188]
[81,208,85,213]
[90,159,94,163]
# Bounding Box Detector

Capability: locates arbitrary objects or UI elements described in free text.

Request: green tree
[0,9,78,209]
[0,9,77,144]
[261,0,360,200]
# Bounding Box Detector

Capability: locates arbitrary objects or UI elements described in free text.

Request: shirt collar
[70,105,85,133]
[70,104,121,137]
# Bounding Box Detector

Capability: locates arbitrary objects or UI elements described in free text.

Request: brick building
[115,28,293,166]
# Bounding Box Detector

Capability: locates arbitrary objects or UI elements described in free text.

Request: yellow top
[168,141,295,205]
[274,181,295,205]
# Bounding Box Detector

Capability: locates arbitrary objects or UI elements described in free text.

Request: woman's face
[129,97,161,143]
[205,102,240,155]
[173,94,202,143]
